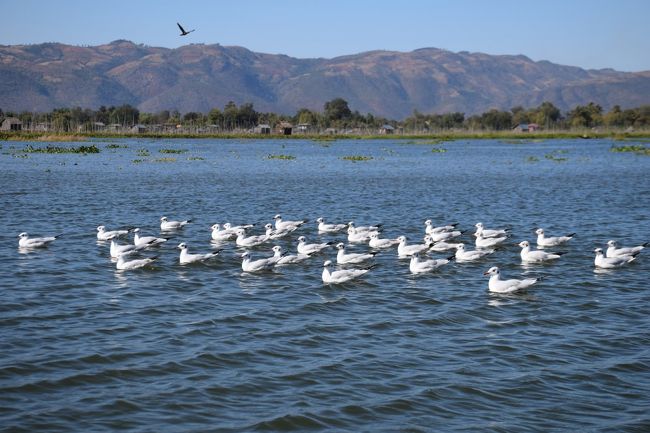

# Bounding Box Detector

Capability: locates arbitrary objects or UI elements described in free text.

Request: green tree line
[1,100,649,133]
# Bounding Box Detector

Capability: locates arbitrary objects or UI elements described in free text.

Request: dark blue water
[1,138,649,432]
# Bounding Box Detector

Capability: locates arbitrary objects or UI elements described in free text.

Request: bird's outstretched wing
[177,22,187,34]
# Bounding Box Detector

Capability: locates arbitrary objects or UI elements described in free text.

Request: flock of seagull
[16,214,647,293]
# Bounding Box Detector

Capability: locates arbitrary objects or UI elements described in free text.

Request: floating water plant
[341,155,373,162]
[267,154,296,160]
[22,144,100,154]
[610,144,649,155]
[187,156,205,161]
[159,148,188,154]
[431,147,447,153]
[136,149,150,157]
[154,157,176,162]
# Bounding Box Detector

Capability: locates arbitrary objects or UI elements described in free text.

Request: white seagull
[18,232,60,248]
[424,219,459,235]
[519,241,565,263]
[368,232,400,249]
[110,239,155,258]
[475,222,510,239]
[475,232,508,249]
[96,225,130,241]
[223,222,255,232]
[409,252,453,274]
[178,242,221,265]
[133,228,168,248]
[535,228,575,248]
[241,251,276,272]
[160,216,191,231]
[322,260,375,284]
[347,226,374,243]
[273,214,307,231]
[211,223,236,241]
[297,236,333,255]
[271,245,311,265]
[427,229,464,243]
[397,235,429,258]
[116,254,158,270]
[264,223,297,240]
[428,240,463,252]
[483,266,540,294]
[336,242,377,264]
[455,243,494,262]
[606,240,647,258]
[235,228,270,248]
[594,248,637,269]
[316,217,347,234]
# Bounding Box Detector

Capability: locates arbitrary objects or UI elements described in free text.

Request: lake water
[1,137,649,432]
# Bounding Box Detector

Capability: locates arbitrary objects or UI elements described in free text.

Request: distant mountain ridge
[1,40,649,118]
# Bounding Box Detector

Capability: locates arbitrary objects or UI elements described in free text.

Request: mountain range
[1,40,649,119]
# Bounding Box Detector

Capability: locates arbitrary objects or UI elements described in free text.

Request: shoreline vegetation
[2,130,650,142]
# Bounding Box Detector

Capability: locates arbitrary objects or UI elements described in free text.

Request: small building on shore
[379,124,395,134]
[254,124,271,134]
[275,121,293,135]
[513,123,540,132]
[1,117,22,131]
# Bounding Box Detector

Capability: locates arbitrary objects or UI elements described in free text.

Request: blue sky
[2,0,649,71]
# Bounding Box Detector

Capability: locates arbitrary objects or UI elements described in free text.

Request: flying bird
[177,22,195,36]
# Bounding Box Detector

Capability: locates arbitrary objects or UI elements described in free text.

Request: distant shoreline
[2,130,650,142]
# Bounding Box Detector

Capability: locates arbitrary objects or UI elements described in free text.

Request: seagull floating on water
[348,221,382,233]
[475,232,508,249]
[322,260,375,284]
[336,242,377,264]
[18,232,60,248]
[483,266,540,293]
[535,228,575,248]
[475,223,510,239]
[409,252,453,274]
[368,232,400,249]
[177,22,195,36]
[316,217,347,234]
[96,225,130,241]
[110,239,155,258]
[133,228,168,248]
[519,241,565,263]
[397,235,429,258]
[273,214,307,232]
[241,251,276,272]
[116,254,158,270]
[210,223,236,241]
[424,220,459,235]
[606,240,647,258]
[235,228,270,248]
[297,236,333,255]
[455,243,494,262]
[264,223,297,240]
[594,248,637,269]
[347,226,374,243]
[271,245,311,266]
[178,242,221,265]
[427,229,464,243]
[160,216,191,231]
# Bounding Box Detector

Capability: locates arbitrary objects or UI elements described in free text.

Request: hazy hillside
[1,40,648,118]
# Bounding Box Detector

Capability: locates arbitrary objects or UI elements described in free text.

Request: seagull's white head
[178,242,187,250]
[347,227,356,234]
[236,229,246,236]
[273,214,281,220]
[323,260,333,267]
[483,266,499,276]
[335,242,345,250]
[475,222,484,229]
[272,245,282,253]
[211,224,220,231]
[160,216,168,222]
[594,248,604,255]
[241,251,251,259]
[18,232,28,239]
[397,235,407,243]
[519,241,530,248]
[535,228,544,235]
[223,223,232,229]
[133,228,140,233]
[347,221,355,227]
[97,225,106,232]
[370,232,379,239]
[264,223,273,230]
[316,217,324,223]
[607,240,617,247]
[456,243,465,251]
[424,219,432,226]
[298,236,306,242]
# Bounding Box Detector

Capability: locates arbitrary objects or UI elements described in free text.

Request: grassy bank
[2,130,650,142]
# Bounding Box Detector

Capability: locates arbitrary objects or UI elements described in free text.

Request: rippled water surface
[1,138,649,432]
